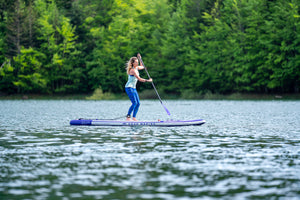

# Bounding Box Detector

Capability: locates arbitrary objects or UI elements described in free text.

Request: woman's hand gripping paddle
[137,53,171,116]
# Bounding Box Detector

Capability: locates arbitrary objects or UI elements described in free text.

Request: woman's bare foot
[132,117,138,121]
[126,117,133,121]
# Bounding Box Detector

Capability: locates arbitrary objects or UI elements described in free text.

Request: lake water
[0,100,299,199]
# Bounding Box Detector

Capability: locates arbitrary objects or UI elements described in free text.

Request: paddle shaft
[137,54,171,116]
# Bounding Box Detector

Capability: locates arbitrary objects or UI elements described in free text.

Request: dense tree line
[0,0,299,96]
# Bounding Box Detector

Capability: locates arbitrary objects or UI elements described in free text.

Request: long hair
[126,57,138,74]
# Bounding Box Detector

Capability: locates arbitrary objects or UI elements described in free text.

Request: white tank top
[125,70,139,88]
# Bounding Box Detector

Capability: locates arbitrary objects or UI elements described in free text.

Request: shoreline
[1,93,299,100]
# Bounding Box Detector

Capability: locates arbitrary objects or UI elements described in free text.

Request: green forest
[0,0,299,97]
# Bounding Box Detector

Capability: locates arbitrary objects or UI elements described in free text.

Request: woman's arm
[131,69,152,82]
[137,66,144,70]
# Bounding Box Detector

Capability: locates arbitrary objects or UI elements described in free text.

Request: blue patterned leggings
[125,87,140,118]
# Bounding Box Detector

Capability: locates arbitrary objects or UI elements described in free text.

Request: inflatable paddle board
[70,119,205,127]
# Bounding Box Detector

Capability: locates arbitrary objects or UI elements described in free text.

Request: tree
[5,0,27,57]
[263,0,300,92]
[0,59,15,93]
[35,0,82,93]
[12,47,47,93]
[160,9,188,94]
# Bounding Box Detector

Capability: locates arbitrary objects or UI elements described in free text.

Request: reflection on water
[0,100,300,199]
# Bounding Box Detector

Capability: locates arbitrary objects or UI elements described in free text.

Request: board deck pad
[70,119,205,127]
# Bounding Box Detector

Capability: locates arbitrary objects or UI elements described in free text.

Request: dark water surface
[0,100,299,199]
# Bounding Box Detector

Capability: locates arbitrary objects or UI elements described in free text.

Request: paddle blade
[162,103,171,116]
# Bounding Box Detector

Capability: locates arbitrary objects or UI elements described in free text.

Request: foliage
[0,0,299,95]
[12,47,47,93]
[86,86,115,100]
[0,59,15,93]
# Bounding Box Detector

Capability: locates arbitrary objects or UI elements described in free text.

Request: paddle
[137,53,171,116]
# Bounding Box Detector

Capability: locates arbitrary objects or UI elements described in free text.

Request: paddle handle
[137,53,171,116]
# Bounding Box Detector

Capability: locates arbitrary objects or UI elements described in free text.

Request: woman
[125,55,152,121]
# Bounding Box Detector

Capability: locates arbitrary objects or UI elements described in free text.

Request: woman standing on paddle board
[125,54,152,121]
